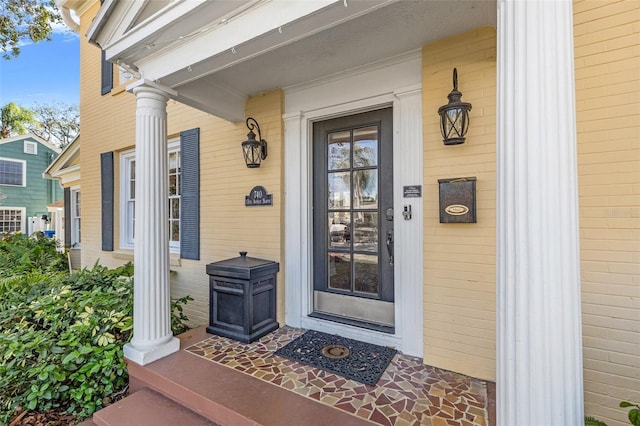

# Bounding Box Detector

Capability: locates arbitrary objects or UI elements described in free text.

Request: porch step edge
[93,388,217,426]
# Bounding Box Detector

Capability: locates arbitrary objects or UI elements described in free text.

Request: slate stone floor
[186,327,490,426]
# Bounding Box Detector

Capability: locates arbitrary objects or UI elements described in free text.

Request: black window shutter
[101,50,113,95]
[64,187,71,249]
[101,152,114,251]
[180,128,200,260]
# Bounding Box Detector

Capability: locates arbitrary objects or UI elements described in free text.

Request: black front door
[312,108,394,332]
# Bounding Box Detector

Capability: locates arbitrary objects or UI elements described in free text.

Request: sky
[0,26,80,109]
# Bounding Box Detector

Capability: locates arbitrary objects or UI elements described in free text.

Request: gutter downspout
[54,0,80,32]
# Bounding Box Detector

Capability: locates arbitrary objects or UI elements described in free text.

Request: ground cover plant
[0,234,192,424]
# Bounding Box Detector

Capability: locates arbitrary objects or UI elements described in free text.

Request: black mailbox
[206,251,279,343]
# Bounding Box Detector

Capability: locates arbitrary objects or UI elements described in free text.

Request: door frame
[283,50,424,357]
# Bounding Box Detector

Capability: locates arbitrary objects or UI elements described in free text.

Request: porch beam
[123,80,180,366]
[496,1,583,425]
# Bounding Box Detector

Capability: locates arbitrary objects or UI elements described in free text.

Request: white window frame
[70,186,81,248]
[0,158,26,187]
[24,141,38,155]
[0,207,26,233]
[120,139,180,252]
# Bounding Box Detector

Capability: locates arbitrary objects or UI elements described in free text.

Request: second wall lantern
[438,68,472,145]
[242,117,268,168]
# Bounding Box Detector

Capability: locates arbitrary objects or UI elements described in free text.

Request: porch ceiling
[92,0,496,122]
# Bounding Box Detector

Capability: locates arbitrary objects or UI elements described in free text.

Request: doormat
[274,330,397,386]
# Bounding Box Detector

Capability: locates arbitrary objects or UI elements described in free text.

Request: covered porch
[72,0,585,424]
[89,326,496,426]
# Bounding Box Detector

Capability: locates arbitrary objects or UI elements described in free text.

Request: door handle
[386,230,394,265]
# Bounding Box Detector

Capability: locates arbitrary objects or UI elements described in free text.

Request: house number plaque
[245,185,273,206]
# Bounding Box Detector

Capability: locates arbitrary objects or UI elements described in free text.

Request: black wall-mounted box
[438,177,477,223]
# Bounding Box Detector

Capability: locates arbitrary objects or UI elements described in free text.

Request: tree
[0,102,36,138]
[30,102,79,148]
[0,0,62,59]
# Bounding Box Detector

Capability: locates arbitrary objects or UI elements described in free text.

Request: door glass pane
[328,253,351,290]
[328,172,350,209]
[353,126,378,167]
[353,212,378,252]
[328,131,351,170]
[352,169,377,208]
[329,212,350,249]
[354,254,379,295]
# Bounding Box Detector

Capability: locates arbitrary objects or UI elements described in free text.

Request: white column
[124,80,179,365]
[497,1,583,425]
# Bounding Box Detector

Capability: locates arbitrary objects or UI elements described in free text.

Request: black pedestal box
[205,252,279,343]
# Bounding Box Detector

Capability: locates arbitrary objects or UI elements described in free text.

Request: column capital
[127,78,178,99]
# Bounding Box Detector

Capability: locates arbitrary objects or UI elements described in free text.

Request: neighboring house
[56,1,638,425]
[0,134,62,234]
[44,135,81,266]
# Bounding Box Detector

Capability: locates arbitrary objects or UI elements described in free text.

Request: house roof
[43,134,80,184]
[0,133,61,154]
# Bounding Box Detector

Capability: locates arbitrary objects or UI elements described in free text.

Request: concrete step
[93,388,217,426]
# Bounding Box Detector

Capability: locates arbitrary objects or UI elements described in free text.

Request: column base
[124,336,180,366]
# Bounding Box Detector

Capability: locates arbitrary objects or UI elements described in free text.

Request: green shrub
[0,233,68,277]
[0,260,192,423]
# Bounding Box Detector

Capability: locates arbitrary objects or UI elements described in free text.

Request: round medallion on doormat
[322,344,350,359]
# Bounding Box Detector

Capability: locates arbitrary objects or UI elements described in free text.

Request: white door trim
[283,52,423,357]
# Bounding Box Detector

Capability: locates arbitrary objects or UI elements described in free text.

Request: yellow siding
[422,27,497,381]
[574,1,640,425]
[78,4,284,326]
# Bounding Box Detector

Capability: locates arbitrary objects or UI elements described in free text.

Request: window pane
[0,159,24,186]
[352,169,377,208]
[328,131,350,170]
[353,212,378,252]
[171,199,180,219]
[169,175,177,196]
[169,152,178,171]
[0,208,22,232]
[171,221,180,242]
[329,212,350,249]
[328,253,350,291]
[328,172,350,209]
[354,254,378,295]
[353,126,378,167]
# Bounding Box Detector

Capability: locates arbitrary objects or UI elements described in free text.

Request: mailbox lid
[206,252,279,280]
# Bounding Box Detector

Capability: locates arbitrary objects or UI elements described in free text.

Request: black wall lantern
[438,68,472,145]
[242,117,268,168]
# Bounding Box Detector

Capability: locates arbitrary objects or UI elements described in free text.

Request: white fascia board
[136,0,338,81]
[101,0,208,60]
[44,136,79,174]
[86,0,117,46]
